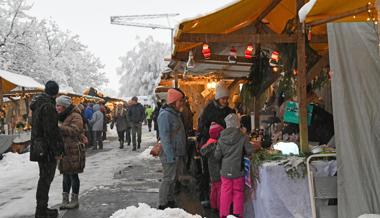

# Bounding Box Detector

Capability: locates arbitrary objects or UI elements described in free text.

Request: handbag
[150,142,162,157]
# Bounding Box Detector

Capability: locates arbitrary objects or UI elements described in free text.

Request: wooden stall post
[296,0,309,153]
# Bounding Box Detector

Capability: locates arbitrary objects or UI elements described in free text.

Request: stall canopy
[174,0,376,55]
[0,69,43,93]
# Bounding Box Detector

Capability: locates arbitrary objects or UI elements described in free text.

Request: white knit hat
[225,113,239,128]
[56,95,72,108]
[215,82,229,100]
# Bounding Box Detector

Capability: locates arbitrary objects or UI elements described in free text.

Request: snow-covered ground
[0,128,151,218]
[109,203,201,218]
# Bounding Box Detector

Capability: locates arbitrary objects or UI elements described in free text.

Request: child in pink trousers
[200,122,224,211]
[215,113,253,218]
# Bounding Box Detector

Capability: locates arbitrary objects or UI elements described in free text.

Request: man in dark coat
[30,80,63,218]
[127,96,145,151]
[197,82,234,208]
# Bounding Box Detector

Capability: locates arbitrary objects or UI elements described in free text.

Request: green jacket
[145,107,154,120]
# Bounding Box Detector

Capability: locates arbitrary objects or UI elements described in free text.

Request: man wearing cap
[157,88,187,209]
[127,96,145,151]
[30,80,63,218]
[197,81,234,208]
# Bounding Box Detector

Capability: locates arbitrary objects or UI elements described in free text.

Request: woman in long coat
[111,104,128,148]
[56,95,86,210]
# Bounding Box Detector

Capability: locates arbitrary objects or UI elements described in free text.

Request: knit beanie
[215,82,229,100]
[45,80,59,96]
[167,88,184,104]
[225,113,239,128]
[209,122,224,139]
[56,95,72,108]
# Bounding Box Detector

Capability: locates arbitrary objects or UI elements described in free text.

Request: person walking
[89,104,104,150]
[127,97,145,151]
[111,104,128,149]
[55,96,86,210]
[153,100,165,140]
[84,104,94,147]
[125,101,132,146]
[30,80,63,218]
[197,81,234,207]
[145,105,154,132]
[157,88,187,210]
[215,113,253,218]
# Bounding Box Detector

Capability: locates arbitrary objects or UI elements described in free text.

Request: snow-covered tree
[117,36,170,97]
[0,0,108,93]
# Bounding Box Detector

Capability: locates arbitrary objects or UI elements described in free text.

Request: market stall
[168,0,379,217]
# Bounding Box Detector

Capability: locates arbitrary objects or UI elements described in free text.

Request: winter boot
[167,200,176,208]
[158,204,168,210]
[35,206,47,218]
[66,193,79,209]
[132,145,136,151]
[46,208,58,218]
[59,192,70,210]
[119,140,124,149]
[137,143,141,149]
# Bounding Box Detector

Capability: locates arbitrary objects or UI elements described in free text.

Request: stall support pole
[174,71,179,88]
[254,96,260,130]
[296,0,309,153]
[22,87,29,117]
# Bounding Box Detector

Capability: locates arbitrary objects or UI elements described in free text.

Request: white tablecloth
[246,160,337,218]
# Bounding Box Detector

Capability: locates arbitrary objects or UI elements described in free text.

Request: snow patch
[138,146,156,160]
[109,203,202,218]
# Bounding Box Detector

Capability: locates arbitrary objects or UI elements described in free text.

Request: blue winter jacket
[84,107,93,122]
[157,105,187,164]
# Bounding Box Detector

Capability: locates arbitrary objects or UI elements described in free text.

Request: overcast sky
[27,0,235,94]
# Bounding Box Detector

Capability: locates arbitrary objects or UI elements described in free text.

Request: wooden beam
[296,0,309,153]
[257,0,283,22]
[306,54,329,83]
[307,4,375,27]
[173,52,253,63]
[178,33,297,44]
[196,60,252,67]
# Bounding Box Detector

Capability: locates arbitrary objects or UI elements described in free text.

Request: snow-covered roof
[0,69,44,91]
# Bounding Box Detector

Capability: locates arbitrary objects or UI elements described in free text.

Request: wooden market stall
[169,0,378,153]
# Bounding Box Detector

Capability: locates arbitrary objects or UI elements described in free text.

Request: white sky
[27,0,235,94]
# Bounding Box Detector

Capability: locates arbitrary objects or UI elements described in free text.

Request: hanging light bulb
[228,46,238,64]
[202,43,211,59]
[187,50,195,69]
[245,44,254,59]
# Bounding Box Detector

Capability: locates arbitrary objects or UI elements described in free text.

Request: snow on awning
[0,69,44,93]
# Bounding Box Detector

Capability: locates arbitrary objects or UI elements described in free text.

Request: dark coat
[200,139,221,182]
[128,103,145,123]
[197,100,234,145]
[30,93,63,162]
[58,106,85,174]
[153,105,161,131]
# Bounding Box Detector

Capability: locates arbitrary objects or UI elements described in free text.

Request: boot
[119,140,124,149]
[137,143,141,149]
[132,145,136,151]
[46,208,58,218]
[59,192,70,210]
[35,206,47,218]
[66,193,79,209]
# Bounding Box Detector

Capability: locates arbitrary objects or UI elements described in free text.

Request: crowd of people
[156,83,254,218]
[29,79,253,218]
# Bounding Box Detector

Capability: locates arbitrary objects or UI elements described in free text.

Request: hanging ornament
[202,43,211,59]
[187,50,195,69]
[245,44,254,59]
[228,46,238,64]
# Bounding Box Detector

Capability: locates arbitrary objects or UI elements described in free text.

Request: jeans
[159,162,176,206]
[36,160,57,209]
[147,119,153,131]
[117,130,126,143]
[93,131,103,149]
[125,127,131,144]
[131,122,142,147]
[63,173,80,194]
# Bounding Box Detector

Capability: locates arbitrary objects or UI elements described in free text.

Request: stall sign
[284,101,313,126]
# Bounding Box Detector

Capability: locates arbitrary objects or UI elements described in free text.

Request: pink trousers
[220,176,244,218]
[210,180,221,210]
